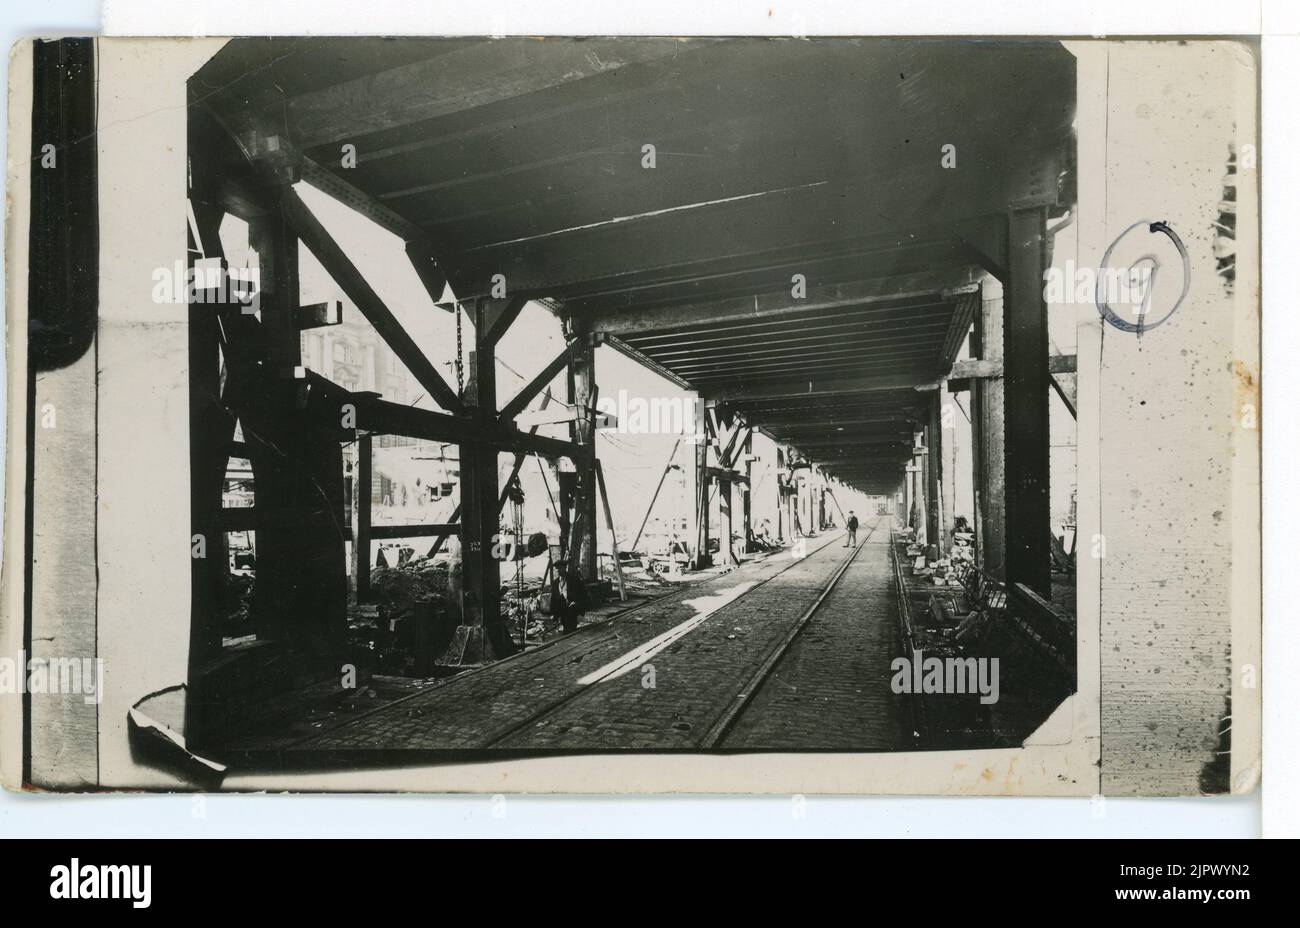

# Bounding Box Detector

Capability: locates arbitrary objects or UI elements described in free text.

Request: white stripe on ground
[575,582,758,685]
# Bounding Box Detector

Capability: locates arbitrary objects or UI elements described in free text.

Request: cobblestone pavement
[493,528,874,751]
[285,529,855,752]
[720,518,909,751]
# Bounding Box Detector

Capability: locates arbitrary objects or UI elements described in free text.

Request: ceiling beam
[601,333,694,391]
[645,339,940,371]
[587,272,963,338]
[622,308,951,353]
[706,372,933,402]
[284,39,709,148]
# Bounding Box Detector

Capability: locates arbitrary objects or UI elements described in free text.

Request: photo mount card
[0,35,1259,795]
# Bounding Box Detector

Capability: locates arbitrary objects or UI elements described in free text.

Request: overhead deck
[194,37,1074,496]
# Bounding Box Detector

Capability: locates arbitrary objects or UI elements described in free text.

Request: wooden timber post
[446,297,509,663]
[741,431,753,551]
[941,383,958,554]
[718,478,734,566]
[186,198,230,667]
[244,190,348,662]
[926,393,943,552]
[1003,207,1053,597]
[354,433,372,603]
[971,278,1007,578]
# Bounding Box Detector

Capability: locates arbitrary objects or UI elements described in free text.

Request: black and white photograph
[170,36,1078,766]
[0,11,1264,813]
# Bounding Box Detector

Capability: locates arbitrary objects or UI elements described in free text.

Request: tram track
[483,517,884,750]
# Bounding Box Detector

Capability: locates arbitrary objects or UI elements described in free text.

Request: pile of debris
[370,562,450,613]
[905,540,965,589]
[350,562,455,676]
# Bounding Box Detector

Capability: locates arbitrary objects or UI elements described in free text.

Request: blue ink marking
[1096,220,1191,336]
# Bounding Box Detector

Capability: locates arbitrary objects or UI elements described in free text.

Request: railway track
[705,515,886,748]
[482,515,885,750]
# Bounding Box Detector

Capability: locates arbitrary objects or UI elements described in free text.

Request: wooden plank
[515,406,615,430]
[220,507,353,537]
[296,300,343,329]
[369,523,461,540]
[353,393,590,461]
[356,434,372,602]
[947,358,1003,382]
[705,466,750,485]
[971,279,1006,578]
[282,187,464,414]
[594,460,626,602]
[947,352,1077,387]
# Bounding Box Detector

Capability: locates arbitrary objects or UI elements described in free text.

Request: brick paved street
[720,519,909,750]
[267,516,909,755]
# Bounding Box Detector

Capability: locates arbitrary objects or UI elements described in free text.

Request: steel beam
[283,187,465,415]
[629,316,950,359]
[498,342,573,421]
[1003,207,1052,596]
[692,399,711,568]
[602,333,694,390]
[706,372,929,402]
[587,274,957,337]
[285,40,702,148]
[567,324,599,582]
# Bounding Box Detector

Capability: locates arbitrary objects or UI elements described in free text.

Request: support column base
[436,624,498,667]
[436,622,518,667]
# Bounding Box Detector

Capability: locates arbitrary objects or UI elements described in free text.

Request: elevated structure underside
[195,36,1074,495]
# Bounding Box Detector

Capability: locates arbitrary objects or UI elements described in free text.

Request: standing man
[845,511,859,547]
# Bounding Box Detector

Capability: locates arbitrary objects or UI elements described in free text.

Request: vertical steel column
[567,324,599,582]
[692,398,711,568]
[1003,207,1052,596]
[455,297,505,658]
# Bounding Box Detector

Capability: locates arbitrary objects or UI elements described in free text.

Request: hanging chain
[454,301,464,397]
